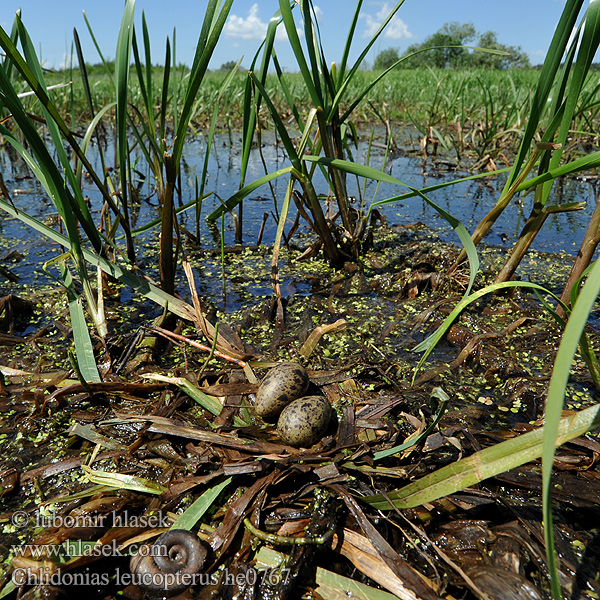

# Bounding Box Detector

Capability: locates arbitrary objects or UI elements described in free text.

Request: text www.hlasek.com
[11,539,165,560]
[12,566,292,590]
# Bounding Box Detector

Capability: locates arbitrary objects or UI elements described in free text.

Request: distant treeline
[373,22,531,70]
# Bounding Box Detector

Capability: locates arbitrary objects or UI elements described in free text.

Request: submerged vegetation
[1,0,600,599]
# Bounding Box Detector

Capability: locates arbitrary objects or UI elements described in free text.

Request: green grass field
[39,65,596,162]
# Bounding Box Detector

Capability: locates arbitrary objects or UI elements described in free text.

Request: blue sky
[2,1,569,71]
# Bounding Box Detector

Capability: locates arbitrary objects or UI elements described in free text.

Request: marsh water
[0,131,597,312]
[3,133,600,600]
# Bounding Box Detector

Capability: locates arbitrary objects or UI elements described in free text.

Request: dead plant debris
[0,228,599,600]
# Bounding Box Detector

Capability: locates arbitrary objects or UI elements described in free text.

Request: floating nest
[0,228,599,600]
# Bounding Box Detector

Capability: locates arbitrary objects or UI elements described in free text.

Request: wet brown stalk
[557,195,600,316]
[316,109,352,240]
[495,201,585,285]
[299,173,346,266]
[160,152,177,296]
[450,144,551,273]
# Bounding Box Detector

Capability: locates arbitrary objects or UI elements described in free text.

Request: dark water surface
[0,132,597,311]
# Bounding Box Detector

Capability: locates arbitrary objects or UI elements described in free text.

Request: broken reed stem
[451,143,559,272]
[150,325,247,367]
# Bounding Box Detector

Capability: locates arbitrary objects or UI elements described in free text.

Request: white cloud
[224,4,267,40]
[224,4,289,42]
[361,2,414,40]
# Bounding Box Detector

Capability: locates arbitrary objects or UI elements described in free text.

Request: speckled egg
[254,362,310,420]
[277,396,332,448]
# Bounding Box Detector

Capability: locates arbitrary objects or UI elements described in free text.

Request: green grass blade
[143,374,249,427]
[302,155,403,184]
[278,0,321,109]
[0,99,106,340]
[13,19,106,339]
[115,0,136,248]
[0,10,20,82]
[241,9,281,186]
[347,0,407,74]
[171,477,233,530]
[207,166,294,222]
[0,100,102,341]
[73,27,95,117]
[412,281,551,381]
[82,10,115,87]
[0,580,15,599]
[540,1,600,209]
[541,257,600,599]
[338,0,363,81]
[172,0,234,166]
[333,0,407,120]
[515,150,600,191]
[189,0,218,74]
[372,393,448,460]
[172,28,181,135]
[505,0,585,191]
[300,0,324,103]
[141,11,154,122]
[363,402,600,510]
[160,35,171,141]
[60,263,101,383]
[72,29,109,191]
[131,28,152,135]
[368,166,512,213]
[415,185,479,293]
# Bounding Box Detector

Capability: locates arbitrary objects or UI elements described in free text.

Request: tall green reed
[0,0,233,375]
[453,0,600,304]
[209,0,416,265]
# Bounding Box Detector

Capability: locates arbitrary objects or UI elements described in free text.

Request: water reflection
[0,133,597,309]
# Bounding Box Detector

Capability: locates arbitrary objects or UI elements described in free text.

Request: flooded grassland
[0,133,600,599]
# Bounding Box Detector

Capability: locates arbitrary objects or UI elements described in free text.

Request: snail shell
[129,529,208,597]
